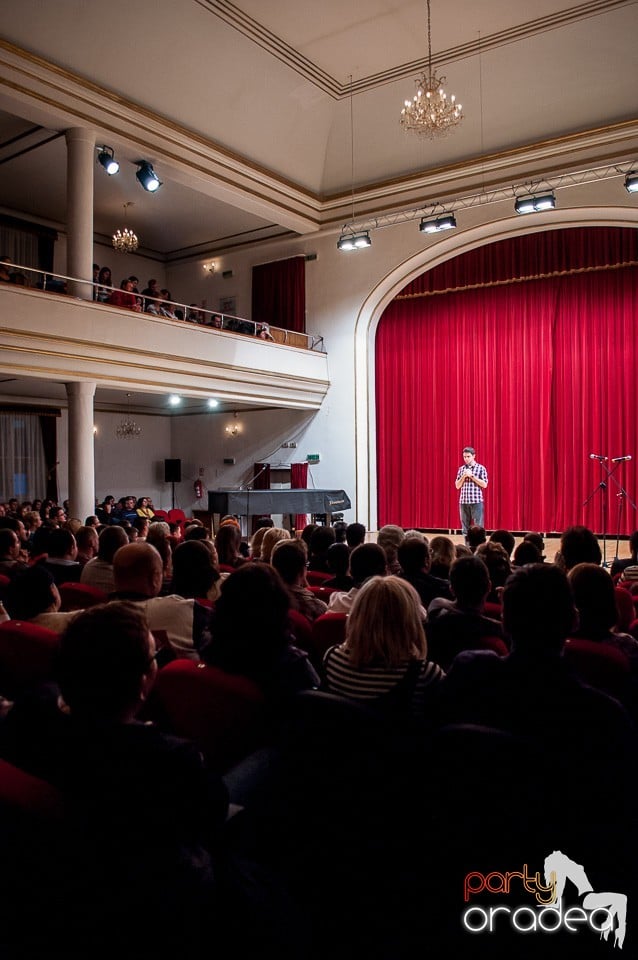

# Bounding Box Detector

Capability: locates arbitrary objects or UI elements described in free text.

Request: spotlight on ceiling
[624,172,638,194]
[419,213,457,234]
[135,160,162,193]
[96,145,119,176]
[337,231,371,251]
[207,398,219,409]
[515,192,556,215]
[168,394,182,407]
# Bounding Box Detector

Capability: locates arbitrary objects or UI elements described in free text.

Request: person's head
[5,565,59,620]
[260,527,290,563]
[308,525,336,559]
[326,542,350,578]
[133,516,150,538]
[203,564,292,675]
[75,525,99,559]
[184,524,210,544]
[57,602,157,723]
[349,542,387,587]
[462,446,476,466]
[121,278,134,292]
[560,526,602,571]
[46,528,77,560]
[377,525,405,568]
[568,563,617,635]
[475,541,511,589]
[629,531,638,561]
[489,529,516,557]
[346,575,426,669]
[98,266,111,285]
[24,510,42,533]
[84,515,99,528]
[300,524,318,549]
[523,532,545,559]
[512,540,542,567]
[49,506,66,525]
[503,564,575,655]
[449,555,491,609]
[215,523,243,564]
[429,536,456,573]
[97,524,129,563]
[0,527,20,559]
[271,539,308,586]
[332,521,348,544]
[346,522,366,549]
[171,540,221,600]
[467,525,487,551]
[398,536,431,576]
[93,263,99,281]
[113,542,163,597]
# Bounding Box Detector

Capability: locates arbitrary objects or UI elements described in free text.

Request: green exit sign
[306,453,321,464]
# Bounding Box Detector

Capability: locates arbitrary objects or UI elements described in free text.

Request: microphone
[589,454,607,461]
[611,455,632,463]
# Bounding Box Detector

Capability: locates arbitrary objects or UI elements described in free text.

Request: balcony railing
[0,261,326,353]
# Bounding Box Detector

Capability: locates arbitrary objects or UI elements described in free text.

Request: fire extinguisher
[194,476,203,500]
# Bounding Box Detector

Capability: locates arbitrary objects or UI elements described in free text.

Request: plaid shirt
[456,462,488,503]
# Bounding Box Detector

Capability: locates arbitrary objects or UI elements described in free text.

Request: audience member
[475,540,511,601]
[171,540,221,602]
[345,522,366,550]
[429,536,455,579]
[39,529,81,584]
[307,526,336,572]
[4,565,75,632]
[271,540,327,622]
[215,523,246,569]
[323,576,444,717]
[324,543,353,590]
[328,543,387,613]
[611,530,638,578]
[0,528,28,577]
[568,563,638,671]
[136,497,155,519]
[260,527,290,564]
[81,525,129,594]
[75,526,99,567]
[523,531,546,561]
[489,529,516,558]
[559,525,602,571]
[332,521,348,544]
[512,539,542,567]
[466,525,487,552]
[398,535,452,608]
[376,524,405,575]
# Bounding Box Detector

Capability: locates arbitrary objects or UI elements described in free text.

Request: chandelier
[112,202,139,253]
[400,0,463,138]
[116,393,142,439]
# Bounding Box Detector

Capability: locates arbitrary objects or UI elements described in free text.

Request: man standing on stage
[455,446,488,539]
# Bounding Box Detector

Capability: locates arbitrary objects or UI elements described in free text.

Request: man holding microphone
[455,446,488,540]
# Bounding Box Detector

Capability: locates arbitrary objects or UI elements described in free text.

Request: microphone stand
[243,463,270,535]
[583,456,610,566]
[584,456,635,567]
[608,459,636,563]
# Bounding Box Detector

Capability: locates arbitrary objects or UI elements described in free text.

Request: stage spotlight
[96,145,119,176]
[168,394,182,407]
[207,398,219,409]
[515,192,556,214]
[136,160,162,192]
[337,231,371,251]
[419,213,457,234]
[624,172,638,194]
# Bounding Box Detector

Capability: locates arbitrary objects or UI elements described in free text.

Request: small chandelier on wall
[400,0,463,139]
[112,202,139,253]
[116,393,142,439]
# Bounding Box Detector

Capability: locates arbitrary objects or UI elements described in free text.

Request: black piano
[208,488,351,516]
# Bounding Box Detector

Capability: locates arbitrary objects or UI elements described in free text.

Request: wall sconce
[203,262,216,275]
[225,411,242,437]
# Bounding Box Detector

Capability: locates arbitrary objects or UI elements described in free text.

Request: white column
[65,127,95,300]
[65,381,96,522]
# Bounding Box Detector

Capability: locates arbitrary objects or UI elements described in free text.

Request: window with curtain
[251,256,306,333]
[376,226,638,534]
[0,413,48,500]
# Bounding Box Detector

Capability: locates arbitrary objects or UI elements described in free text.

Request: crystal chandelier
[112,202,139,253]
[400,0,463,138]
[116,393,142,439]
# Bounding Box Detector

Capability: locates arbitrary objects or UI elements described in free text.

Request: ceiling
[0,0,635,257]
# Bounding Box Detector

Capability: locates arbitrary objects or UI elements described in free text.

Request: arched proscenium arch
[353,207,638,531]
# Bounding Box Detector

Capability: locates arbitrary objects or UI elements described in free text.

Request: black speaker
[164,458,181,483]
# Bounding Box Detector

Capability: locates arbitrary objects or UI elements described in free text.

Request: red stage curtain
[291,461,309,533]
[376,227,638,533]
[252,256,305,333]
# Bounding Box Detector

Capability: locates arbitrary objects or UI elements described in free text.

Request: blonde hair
[345,575,426,668]
[260,527,290,563]
[250,526,268,559]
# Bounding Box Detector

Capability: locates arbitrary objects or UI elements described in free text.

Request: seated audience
[300,524,318,551]
[95,266,112,302]
[215,523,246,569]
[611,530,638,579]
[4,565,76,632]
[376,524,405,575]
[0,527,28,577]
[398,536,452,608]
[475,540,511,601]
[260,527,290,564]
[345,522,366,550]
[559,525,602,571]
[133,516,150,540]
[75,525,99,567]
[81,525,129,594]
[201,564,319,700]
[108,278,141,312]
[568,562,638,670]
[323,576,445,717]
[523,531,546,561]
[136,497,155,519]
[426,555,505,669]
[113,496,138,524]
[466,525,487,552]
[429,535,455,579]
[512,539,542,567]
[324,543,353,590]
[171,540,221,602]
[328,543,387,613]
[271,540,327,622]
[38,529,81,584]
[332,521,348,544]
[489,529,516,558]
[307,526,336,573]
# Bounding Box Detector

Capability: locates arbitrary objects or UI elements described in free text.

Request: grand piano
[208,488,351,517]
